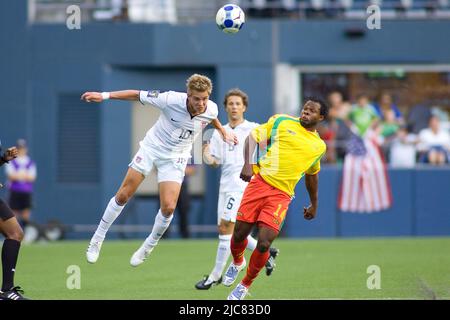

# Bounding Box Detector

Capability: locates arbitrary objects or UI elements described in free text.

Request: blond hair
[186,74,213,95]
[223,88,248,108]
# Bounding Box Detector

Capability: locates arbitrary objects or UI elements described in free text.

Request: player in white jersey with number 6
[81,74,237,267]
[195,89,279,290]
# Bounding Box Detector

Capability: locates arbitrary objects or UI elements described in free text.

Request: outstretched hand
[303,205,317,220]
[3,147,18,161]
[81,92,103,103]
[222,131,238,146]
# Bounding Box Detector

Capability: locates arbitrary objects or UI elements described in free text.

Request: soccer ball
[216,4,245,34]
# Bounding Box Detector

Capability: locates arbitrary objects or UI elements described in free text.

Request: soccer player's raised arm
[304,173,318,220]
[81,90,140,103]
[240,135,257,182]
[211,118,238,146]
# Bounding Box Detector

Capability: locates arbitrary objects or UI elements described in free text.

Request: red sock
[241,248,270,288]
[230,236,248,265]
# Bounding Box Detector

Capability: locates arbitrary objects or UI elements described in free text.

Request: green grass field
[15,237,450,300]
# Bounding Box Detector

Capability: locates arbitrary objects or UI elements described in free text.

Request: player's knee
[161,205,176,215]
[116,185,137,204]
[218,221,233,235]
[7,228,24,242]
[232,230,246,243]
[115,192,131,205]
[256,240,271,253]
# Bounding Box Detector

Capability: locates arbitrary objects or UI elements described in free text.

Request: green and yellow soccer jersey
[251,114,326,196]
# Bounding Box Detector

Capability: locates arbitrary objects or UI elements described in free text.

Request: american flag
[338,131,393,213]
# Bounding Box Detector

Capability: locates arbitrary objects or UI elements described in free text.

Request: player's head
[300,98,328,129]
[223,88,248,122]
[186,74,213,113]
[16,138,28,156]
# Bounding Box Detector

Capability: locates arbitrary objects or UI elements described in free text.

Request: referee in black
[0,141,28,300]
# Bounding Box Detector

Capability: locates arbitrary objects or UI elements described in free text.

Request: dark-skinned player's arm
[240,134,258,182]
[304,173,319,220]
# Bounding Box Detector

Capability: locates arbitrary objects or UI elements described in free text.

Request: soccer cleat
[195,275,222,290]
[0,286,29,300]
[222,258,246,287]
[86,240,103,264]
[130,245,154,267]
[265,247,280,276]
[227,282,249,300]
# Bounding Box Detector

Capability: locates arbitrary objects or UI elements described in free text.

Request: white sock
[245,235,258,251]
[92,197,125,243]
[209,234,232,281]
[142,209,173,250]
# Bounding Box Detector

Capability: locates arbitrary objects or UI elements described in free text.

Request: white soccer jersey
[139,90,218,159]
[209,120,259,193]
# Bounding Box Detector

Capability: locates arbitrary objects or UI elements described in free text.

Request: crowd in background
[317,90,450,167]
[30,0,450,24]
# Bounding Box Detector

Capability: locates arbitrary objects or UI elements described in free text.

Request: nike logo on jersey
[171,118,181,122]
[287,129,297,135]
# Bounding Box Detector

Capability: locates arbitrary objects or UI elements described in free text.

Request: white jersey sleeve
[139,90,170,110]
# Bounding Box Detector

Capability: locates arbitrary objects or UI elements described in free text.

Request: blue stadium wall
[0,1,449,238]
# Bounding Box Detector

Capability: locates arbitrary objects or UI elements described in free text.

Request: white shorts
[129,147,188,184]
[217,191,244,224]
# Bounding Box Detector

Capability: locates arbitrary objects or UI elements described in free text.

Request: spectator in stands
[373,91,404,125]
[324,0,346,18]
[380,109,400,139]
[389,125,418,168]
[280,0,300,18]
[407,103,432,134]
[94,0,128,21]
[5,139,37,228]
[431,105,449,123]
[329,90,351,120]
[306,0,327,18]
[247,0,273,17]
[248,0,299,18]
[378,109,400,160]
[348,93,379,136]
[417,115,450,165]
[318,90,351,163]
